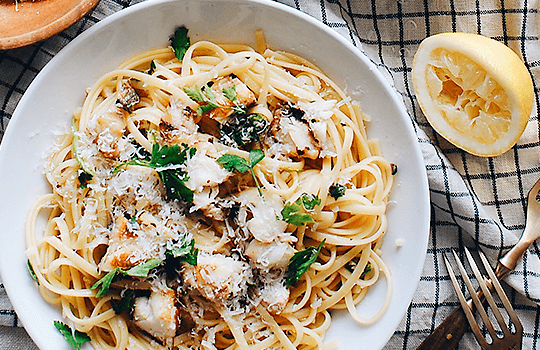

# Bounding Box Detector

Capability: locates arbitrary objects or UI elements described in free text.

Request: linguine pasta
[26,29,394,349]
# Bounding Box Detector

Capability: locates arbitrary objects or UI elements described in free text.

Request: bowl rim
[0,0,430,348]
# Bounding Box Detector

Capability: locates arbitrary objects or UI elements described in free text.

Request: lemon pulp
[427,48,511,145]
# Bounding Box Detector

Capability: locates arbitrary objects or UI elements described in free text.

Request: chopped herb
[360,262,373,280]
[222,85,237,102]
[281,193,321,226]
[170,26,190,62]
[27,260,39,285]
[145,60,156,75]
[72,119,96,178]
[128,211,138,224]
[344,260,372,278]
[284,240,325,288]
[217,149,265,196]
[77,170,93,189]
[54,320,91,349]
[329,183,346,200]
[219,113,268,148]
[300,193,321,210]
[111,293,133,314]
[122,258,163,278]
[118,143,196,203]
[166,238,198,266]
[184,84,247,116]
[90,268,120,298]
[90,259,163,298]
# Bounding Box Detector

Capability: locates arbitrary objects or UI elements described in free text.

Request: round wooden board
[0,0,99,50]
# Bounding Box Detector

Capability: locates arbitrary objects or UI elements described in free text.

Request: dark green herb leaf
[281,193,320,226]
[219,113,268,148]
[145,60,157,75]
[117,143,195,203]
[281,203,314,226]
[184,84,246,116]
[78,170,93,189]
[197,104,216,116]
[111,293,133,314]
[217,154,250,173]
[166,238,198,266]
[121,259,163,278]
[360,262,373,280]
[222,86,237,102]
[54,320,91,349]
[300,193,321,210]
[90,268,120,298]
[284,240,325,288]
[170,26,190,62]
[160,169,194,202]
[183,85,206,102]
[217,150,265,196]
[329,184,346,200]
[248,149,265,168]
[27,260,39,285]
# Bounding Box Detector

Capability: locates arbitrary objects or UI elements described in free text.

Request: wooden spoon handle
[416,306,469,350]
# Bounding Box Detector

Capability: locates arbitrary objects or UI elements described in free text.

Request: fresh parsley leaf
[166,238,198,266]
[281,193,320,226]
[121,258,163,278]
[222,85,237,102]
[217,154,250,173]
[217,149,265,196]
[91,259,164,298]
[183,85,207,103]
[78,170,93,189]
[170,26,190,62]
[183,85,221,116]
[118,143,195,202]
[27,260,39,285]
[284,240,325,288]
[198,103,217,116]
[183,84,246,116]
[90,268,120,298]
[300,193,321,210]
[249,149,265,168]
[160,169,194,203]
[54,320,91,350]
[282,204,314,226]
[329,184,346,200]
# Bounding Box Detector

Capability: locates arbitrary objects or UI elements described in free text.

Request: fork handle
[415,306,469,350]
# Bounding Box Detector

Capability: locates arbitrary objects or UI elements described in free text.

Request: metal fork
[444,247,523,349]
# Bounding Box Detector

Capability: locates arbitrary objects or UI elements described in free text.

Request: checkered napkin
[1,0,540,349]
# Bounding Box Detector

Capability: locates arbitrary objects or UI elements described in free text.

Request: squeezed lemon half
[412,32,534,157]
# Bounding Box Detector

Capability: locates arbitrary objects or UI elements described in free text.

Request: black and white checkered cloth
[2,0,540,348]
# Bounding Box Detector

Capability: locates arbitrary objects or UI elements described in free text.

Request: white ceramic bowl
[0,0,430,349]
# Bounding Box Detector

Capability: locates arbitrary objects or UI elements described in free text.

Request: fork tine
[443,253,490,348]
[464,247,508,338]
[451,249,498,342]
[478,250,524,336]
